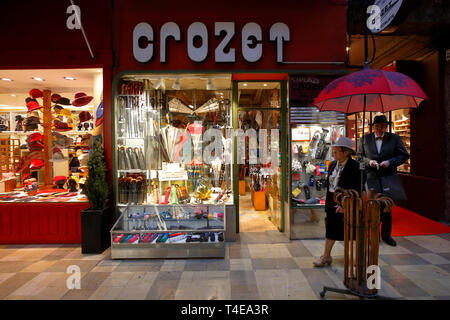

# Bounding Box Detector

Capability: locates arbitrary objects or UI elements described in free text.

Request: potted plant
[81,139,110,254]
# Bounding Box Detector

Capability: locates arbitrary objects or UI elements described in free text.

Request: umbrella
[313,63,428,192]
[169,98,194,115]
[314,64,427,113]
[194,98,219,114]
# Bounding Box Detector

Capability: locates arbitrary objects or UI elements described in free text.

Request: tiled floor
[0,232,449,300]
[239,194,278,232]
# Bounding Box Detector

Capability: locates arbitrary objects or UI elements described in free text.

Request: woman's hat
[29,159,44,170]
[27,132,43,143]
[51,94,61,103]
[78,111,92,123]
[26,100,42,112]
[56,96,71,105]
[373,114,391,125]
[29,88,43,99]
[331,136,355,155]
[59,108,72,118]
[72,92,93,107]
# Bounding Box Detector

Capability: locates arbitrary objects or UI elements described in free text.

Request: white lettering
[215,22,235,62]
[160,22,181,63]
[187,22,208,62]
[66,265,81,290]
[242,22,263,62]
[367,265,381,290]
[269,22,290,63]
[133,22,154,63]
[367,5,381,31]
[66,5,81,30]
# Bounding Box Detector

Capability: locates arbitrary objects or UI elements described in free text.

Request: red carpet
[391,205,450,237]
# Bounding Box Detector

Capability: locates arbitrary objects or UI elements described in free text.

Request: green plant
[85,140,109,210]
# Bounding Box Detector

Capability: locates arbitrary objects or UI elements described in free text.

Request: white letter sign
[270,22,290,63]
[242,22,262,63]
[66,5,81,30]
[215,22,235,62]
[187,22,208,62]
[133,22,154,63]
[160,22,181,63]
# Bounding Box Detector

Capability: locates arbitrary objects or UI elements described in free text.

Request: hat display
[72,92,93,107]
[27,132,43,143]
[29,159,44,170]
[331,136,355,155]
[0,124,7,131]
[26,100,42,112]
[53,105,63,112]
[59,108,72,118]
[28,141,44,151]
[56,97,71,105]
[373,114,391,125]
[52,133,74,148]
[51,94,61,103]
[78,111,92,123]
[29,88,43,99]
[53,119,72,131]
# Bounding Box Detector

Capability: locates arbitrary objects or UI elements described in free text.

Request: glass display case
[112,74,233,258]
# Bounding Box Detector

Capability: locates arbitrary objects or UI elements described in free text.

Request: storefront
[0,0,348,249]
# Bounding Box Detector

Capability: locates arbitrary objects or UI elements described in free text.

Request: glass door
[233,80,287,232]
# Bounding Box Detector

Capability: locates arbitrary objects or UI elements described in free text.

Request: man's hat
[27,132,43,143]
[29,159,44,170]
[29,88,43,99]
[78,111,92,123]
[72,92,93,107]
[373,114,391,125]
[55,96,71,105]
[26,100,42,112]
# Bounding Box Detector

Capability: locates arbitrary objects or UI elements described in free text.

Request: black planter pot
[81,207,111,254]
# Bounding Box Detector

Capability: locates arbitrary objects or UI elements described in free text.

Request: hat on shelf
[24,116,41,125]
[59,108,72,118]
[15,115,25,122]
[53,119,72,131]
[26,132,43,143]
[54,176,67,184]
[28,141,44,151]
[81,133,92,144]
[54,95,71,105]
[0,124,7,131]
[78,111,92,123]
[52,133,74,148]
[29,88,43,99]
[26,100,42,112]
[29,159,44,170]
[53,105,63,113]
[72,92,93,107]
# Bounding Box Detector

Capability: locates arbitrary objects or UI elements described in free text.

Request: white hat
[331,137,355,155]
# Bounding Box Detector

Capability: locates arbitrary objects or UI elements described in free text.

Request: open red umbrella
[313,64,428,113]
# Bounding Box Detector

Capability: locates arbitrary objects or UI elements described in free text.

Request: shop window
[0,68,103,200]
[111,74,232,257]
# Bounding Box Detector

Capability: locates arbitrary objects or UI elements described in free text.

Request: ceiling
[0,68,102,110]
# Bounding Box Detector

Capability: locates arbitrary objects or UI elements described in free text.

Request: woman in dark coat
[313,137,362,267]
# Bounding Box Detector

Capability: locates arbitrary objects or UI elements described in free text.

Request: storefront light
[1,77,12,81]
[206,79,215,90]
[32,77,44,81]
[172,78,180,90]
[243,83,248,86]
[64,76,76,81]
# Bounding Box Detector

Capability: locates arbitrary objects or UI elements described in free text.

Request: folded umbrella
[169,98,194,115]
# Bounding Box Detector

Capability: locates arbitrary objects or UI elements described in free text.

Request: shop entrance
[234,80,287,233]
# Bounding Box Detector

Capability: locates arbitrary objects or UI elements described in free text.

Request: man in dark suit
[357,115,409,246]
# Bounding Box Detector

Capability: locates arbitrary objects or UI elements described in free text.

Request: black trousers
[380,210,392,240]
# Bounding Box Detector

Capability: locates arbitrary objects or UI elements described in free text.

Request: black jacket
[357,132,409,181]
[326,158,362,194]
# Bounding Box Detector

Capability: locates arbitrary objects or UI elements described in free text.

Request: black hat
[373,115,391,125]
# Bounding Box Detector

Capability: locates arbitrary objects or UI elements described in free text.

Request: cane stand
[320,188,396,299]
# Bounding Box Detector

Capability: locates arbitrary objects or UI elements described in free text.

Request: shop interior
[347,109,411,173]
[237,81,282,232]
[0,68,103,201]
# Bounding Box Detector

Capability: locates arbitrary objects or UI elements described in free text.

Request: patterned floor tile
[379,254,431,266]
[417,253,450,265]
[405,235,450,253]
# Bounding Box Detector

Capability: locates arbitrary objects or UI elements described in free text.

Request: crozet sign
[133,22,290,64]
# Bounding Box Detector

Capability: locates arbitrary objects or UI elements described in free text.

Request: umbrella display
[194,98,219,114]
[169,98,194,115]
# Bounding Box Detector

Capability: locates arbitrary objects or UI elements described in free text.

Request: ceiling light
[32,77,44,81]
[10,94,16,97]
[263,83,268,87]
[153,78,163,90]
[243,83,248,87]
[1,77,12,81]
[64,76,76,80]
[172,78,180,90]
[206,79,215,90]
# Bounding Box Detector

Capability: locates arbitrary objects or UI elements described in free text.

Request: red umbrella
[313,64,428,113]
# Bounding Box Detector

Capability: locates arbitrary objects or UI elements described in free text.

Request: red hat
[78,111,92,123]
[26,100,42,112]
[95,116,103,127]
[29,159,44,170]
[27,132,43,143]
[72,92,93,107]
[51,94,61,103]
[53,119,72,131]
[54,176,67,184]
[29,88,43,99]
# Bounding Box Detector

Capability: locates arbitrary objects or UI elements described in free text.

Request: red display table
[0,202,90,244]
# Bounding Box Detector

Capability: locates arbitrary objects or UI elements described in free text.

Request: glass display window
[112,73,232,258]
[0,68,103,201]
